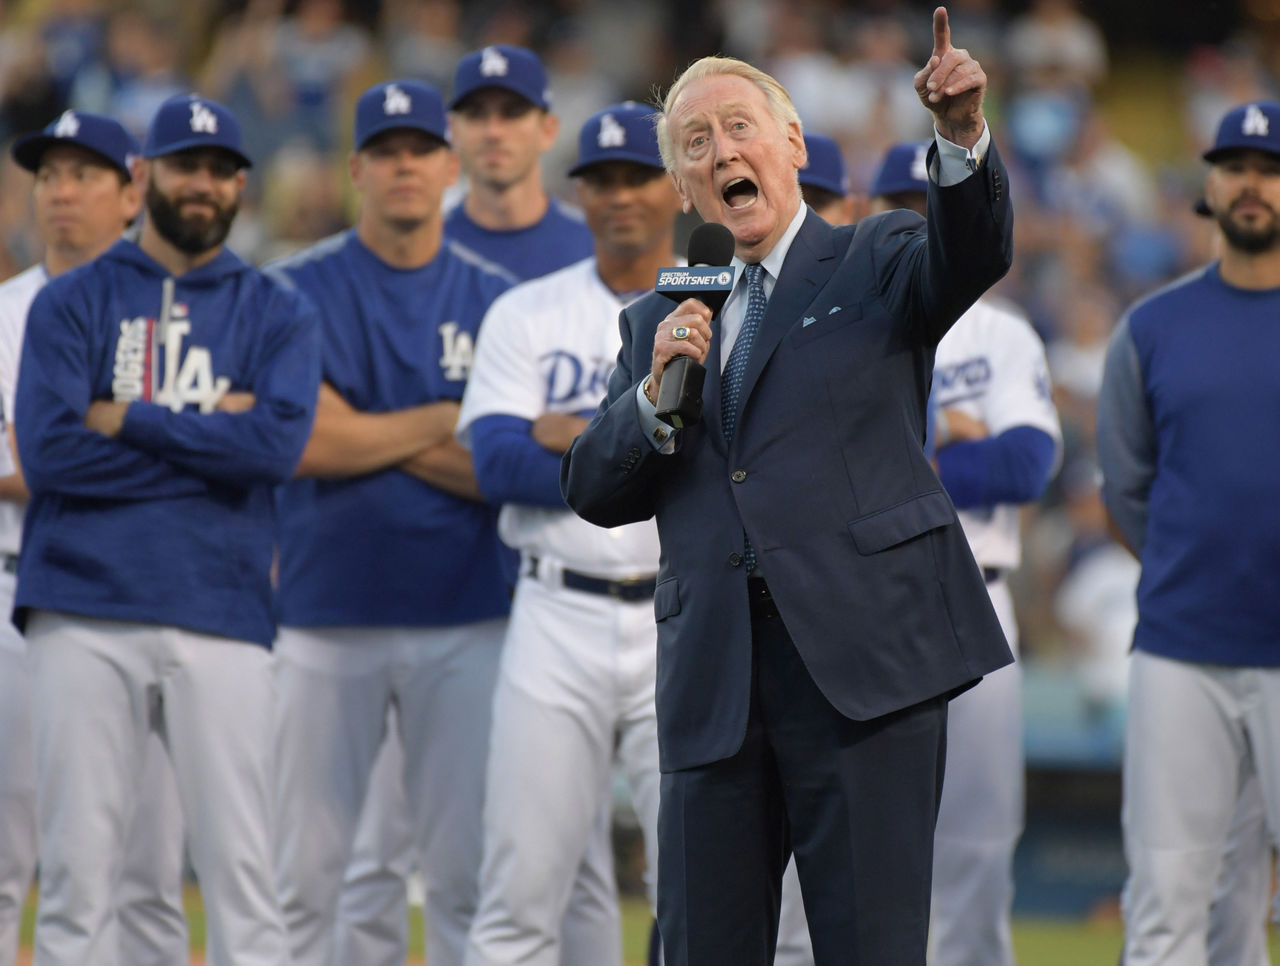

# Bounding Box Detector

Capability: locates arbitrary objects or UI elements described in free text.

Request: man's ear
[670,170,692,215]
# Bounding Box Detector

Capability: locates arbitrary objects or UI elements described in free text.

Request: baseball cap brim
[12,133,133,178]
[568,152,665,177]
[144,137,252,169]
[356,122,449,152]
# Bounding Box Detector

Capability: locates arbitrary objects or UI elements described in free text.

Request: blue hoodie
[14,238,320,646]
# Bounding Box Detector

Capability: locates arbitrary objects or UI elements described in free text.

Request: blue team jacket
[14,239,320,647]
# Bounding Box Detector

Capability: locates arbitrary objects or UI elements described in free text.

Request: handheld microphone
[653,222,736,428]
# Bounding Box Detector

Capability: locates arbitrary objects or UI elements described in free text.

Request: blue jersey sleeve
[118,291,321,488]
[470,413,567,507]
[15,285,209,501]
[1096,314,1155,553]
[935,425,1057,508]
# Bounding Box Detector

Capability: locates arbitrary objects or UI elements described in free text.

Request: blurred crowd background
[0,0,1276,778]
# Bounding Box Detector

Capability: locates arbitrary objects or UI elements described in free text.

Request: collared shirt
[637,123,992,447]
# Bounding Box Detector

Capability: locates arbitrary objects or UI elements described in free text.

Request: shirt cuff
[636,379,676,454]
[932,122,991,186]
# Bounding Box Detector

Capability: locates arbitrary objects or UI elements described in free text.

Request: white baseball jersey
[0,266,40,553]
[457,256,661,576]
[932,296,1061,570]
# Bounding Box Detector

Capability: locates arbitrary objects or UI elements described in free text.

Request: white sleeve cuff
[932,123,991,186]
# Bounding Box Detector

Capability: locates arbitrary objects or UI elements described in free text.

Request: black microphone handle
[654,354,706,429]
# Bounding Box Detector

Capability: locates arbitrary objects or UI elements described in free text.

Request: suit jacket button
[731,469,748,483]
[729,552,744,567]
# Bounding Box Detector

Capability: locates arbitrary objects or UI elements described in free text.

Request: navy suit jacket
[562,142,1016,773]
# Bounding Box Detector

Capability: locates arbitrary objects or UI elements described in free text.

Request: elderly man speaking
[562,7,1014,966]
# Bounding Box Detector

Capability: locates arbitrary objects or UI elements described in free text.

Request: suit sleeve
[874,141,1013,347]
[118,289,321,488]
[561,303,664,528]
[1096,313,1154,553]
[16,285,210,501]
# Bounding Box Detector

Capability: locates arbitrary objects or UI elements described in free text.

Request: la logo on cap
[53,111,80,138]
[910,143,929,181]
[383,83,411,116]
[480,46,509,77]
[1243,103,1270,137]
[190,102,218,134]
[597,114,626,148]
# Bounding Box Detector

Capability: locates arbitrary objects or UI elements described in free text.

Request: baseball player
[14,93,318,966]
[0,110,189,966]
[269,79,514,966]
[455,100,676,966]
[1098,100,1280,966]
[444,44,594,279]
[332,47,604,966]
[773,139,1062,966]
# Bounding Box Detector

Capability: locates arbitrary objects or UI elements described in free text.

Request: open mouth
[722,177,759,210]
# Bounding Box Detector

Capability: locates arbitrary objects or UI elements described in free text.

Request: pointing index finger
[932,6,951,58]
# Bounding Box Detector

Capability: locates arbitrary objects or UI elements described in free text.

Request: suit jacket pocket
[789,302,864,348]
[654,577,681,621]
[848,489,955,554]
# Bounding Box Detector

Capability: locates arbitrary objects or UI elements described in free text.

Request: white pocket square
[802,316,817,327]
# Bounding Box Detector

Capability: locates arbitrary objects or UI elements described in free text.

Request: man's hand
[940,408,988,445]
[531,412,590,455]
[914,6,986,148]
[84,400,130,437]
[650,298,714,403]
[216,391,256,413]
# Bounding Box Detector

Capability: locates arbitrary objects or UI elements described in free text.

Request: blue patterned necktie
[722,262,766,570]
[722,262,765,442]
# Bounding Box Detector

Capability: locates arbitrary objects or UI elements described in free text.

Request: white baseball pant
[27,611,287,966]
[465,574,661,966]
[273,620,505,966]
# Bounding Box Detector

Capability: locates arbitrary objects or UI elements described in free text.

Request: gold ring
[673,326,690,340]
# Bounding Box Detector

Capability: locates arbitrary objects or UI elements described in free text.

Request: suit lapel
[737,210,839,416]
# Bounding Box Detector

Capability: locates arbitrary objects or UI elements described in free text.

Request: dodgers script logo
[383,83,411,116]
[112,303,231,413]
[190,102,218,134]
[935,355,992,400]
[53,111,80,138]
[439,322,475,381]
[541,351,612,407]
[480,46,509,77]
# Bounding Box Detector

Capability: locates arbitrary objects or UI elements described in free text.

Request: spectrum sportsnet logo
[656,268,733,288]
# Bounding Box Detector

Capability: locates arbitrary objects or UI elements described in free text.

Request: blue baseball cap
[143,94,252,169]
[569,102,663,177]
[12,110,139,179]
[870,140,931,197]
[355,80,448,150]
[1204,101,1280,162]
[798,133,849,196]
[450,45,551,112]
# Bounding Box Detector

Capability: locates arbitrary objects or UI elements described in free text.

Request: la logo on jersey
[53,111,80,138]
[439,322,474,380]
[1243,104,1270,137]
[597,114,626,148]
[383,84,411,116]
[112,305,231,412]
[190,102,218,134]
[480,47,509,77]
[911,143,929,182]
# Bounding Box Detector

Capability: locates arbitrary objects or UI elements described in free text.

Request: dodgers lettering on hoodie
[13,238,321,647]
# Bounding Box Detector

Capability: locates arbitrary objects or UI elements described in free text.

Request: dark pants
[656,594,949,966]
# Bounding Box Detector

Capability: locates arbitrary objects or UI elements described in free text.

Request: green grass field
[18,891,1280,964]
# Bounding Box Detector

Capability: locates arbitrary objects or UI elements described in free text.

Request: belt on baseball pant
[1,553,16,575]
[982,567,1004,584]
[525,556,658,602]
